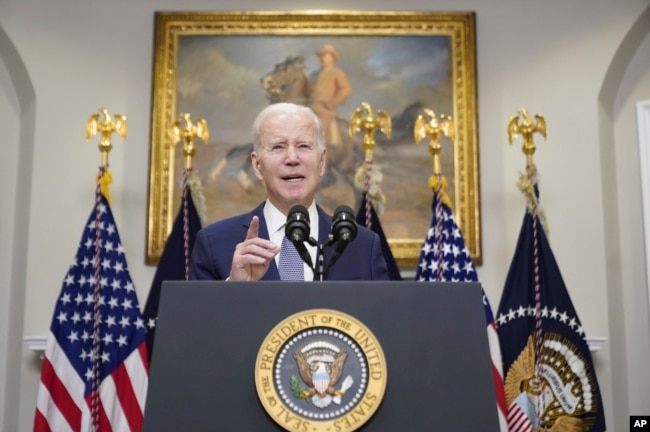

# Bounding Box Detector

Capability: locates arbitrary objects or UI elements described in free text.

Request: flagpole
[508,107,551,428]
[35,108,149,432]
[414,109,456,281]
[348,103,402,280]
[498,108,605,430]
[413,108,507,430]
[349,102,392,229]
[142,113,208,363]
[85,107,128,431]
[169,112,210,279]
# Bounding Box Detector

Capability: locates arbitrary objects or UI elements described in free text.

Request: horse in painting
[208,54,359,196]
[261,55,310,105]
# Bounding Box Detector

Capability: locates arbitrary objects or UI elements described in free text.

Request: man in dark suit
[190,102,390,281]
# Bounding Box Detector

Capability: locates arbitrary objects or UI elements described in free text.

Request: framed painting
[146,10,481,266]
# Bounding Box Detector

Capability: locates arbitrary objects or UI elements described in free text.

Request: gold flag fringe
[96,169,112,205]
[354,162,386,215]
[429,175,452,209]
[517,164,549,236]
[184,170,207,225]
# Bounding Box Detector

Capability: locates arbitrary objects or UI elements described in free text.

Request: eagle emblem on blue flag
[504,334,599,431]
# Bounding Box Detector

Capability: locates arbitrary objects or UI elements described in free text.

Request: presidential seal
[255,309,387,432]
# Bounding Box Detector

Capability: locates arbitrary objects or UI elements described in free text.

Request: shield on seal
[312,362,330,395]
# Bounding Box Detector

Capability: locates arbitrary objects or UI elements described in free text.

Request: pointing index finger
[246,216,260,240]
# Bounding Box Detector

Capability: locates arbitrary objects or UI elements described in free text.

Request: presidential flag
[496,167,605,431]
[415,175,508,431]
[34,183,148,431]
[142,172,203,362]
[355,192,402,280]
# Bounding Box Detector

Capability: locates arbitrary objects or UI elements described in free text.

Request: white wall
[0,30,21,431]
[0,23,35,432]
[1,0,649,430]
[613,33,650,417]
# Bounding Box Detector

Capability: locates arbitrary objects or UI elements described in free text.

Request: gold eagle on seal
[293,342,353,408]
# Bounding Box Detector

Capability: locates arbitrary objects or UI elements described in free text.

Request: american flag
[34,190,149,432]
[415,181,508,432]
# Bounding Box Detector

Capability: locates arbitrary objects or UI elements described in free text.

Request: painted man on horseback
[308,44,353,147]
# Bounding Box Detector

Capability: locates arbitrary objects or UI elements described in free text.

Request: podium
[143,281,499,431]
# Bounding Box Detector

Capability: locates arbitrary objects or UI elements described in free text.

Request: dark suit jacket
[190,203,390,281]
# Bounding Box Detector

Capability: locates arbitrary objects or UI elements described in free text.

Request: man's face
[319,52,335,67]
[251,111,326,215]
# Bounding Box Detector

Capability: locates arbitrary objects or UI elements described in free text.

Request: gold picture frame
[147,10,481,266]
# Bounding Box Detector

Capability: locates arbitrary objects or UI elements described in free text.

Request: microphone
[285,205,313,269]
[285,205,310,243]
[331,205,358,244]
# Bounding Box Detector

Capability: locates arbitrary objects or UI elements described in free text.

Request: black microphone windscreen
[286,205,311,242]
[332,205,358,242]
[289,204,309,217]
[334,205,355,217]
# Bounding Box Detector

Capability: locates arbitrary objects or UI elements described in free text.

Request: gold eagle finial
[85,107,127,166]
[507,108,547,166]
[169,112,210,169]
[349,102,392,161]
[413,108,455,176]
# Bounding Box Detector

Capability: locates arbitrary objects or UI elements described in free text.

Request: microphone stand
[299,236,325,281]
[315,242,326,281]
[304,233,353,281]
[318,235,351,281]
[301,236,334,281]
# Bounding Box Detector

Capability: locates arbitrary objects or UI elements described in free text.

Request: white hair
[251,103,325,153]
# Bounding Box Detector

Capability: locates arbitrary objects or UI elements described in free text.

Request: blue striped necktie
[279,235,304,281]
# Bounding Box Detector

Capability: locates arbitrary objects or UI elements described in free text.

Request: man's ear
[319,149,327,176]
[251,152,264,181]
